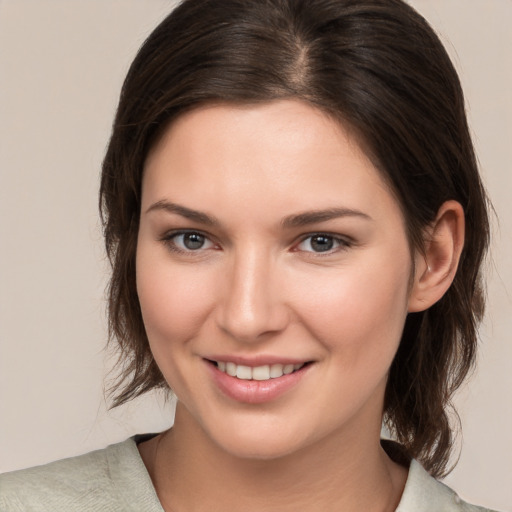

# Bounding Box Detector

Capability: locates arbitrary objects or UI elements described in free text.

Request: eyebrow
[145,200,372,228]
[146,200,220,226]
[281,207,372,228]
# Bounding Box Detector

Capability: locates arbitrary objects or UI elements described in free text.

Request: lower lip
[206,361,311,404]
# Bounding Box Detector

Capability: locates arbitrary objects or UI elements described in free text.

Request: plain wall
[0,1,510,510]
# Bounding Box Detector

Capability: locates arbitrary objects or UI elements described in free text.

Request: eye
[163,231,216,252]
[296,234,349,254]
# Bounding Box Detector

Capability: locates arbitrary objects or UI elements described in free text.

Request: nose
[216,248,290,343]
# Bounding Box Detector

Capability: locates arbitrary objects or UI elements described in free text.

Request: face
[137,100,414,460]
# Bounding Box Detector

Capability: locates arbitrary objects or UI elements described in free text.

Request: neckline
[122,434,457,512]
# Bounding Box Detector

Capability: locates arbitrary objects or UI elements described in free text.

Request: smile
[214,361,305,381]
[206,358,312,404]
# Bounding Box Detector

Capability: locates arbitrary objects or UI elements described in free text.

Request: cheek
[136,250,217,347]
[288,254,412,359]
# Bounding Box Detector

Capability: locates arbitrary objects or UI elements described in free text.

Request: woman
[0,0,501,510]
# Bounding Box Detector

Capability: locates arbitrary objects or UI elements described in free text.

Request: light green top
[0,436,498,512]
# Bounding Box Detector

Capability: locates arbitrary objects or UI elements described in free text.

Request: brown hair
[100,0,490,477]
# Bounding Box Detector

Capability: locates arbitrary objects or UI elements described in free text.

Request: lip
[205,359,312,404]
[205,354,308,366]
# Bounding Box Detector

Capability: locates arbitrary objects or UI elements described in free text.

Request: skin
[136,100,464,512]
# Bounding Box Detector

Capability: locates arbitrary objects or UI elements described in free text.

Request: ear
[408,200,465,313]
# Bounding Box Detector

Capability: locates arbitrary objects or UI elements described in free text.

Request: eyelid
[158,229,353,256]
[294,232,353,254]
[160,229,217,254]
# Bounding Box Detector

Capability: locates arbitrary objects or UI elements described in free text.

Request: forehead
[142,100,402,228]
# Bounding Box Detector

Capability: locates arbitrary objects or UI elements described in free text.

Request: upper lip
[204,355,311,367]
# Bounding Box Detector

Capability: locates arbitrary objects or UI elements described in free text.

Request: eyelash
[159,230,352,256]
[160,230,217,255]
[294,233,352,255]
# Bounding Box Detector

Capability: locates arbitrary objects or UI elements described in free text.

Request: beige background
[0,1,510,510]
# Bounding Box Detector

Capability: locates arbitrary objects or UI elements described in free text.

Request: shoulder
[0,441,119,511]
[0,436,163,512]
[397,459,500,512]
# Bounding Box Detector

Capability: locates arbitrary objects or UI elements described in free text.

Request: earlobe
[408,200,465,313]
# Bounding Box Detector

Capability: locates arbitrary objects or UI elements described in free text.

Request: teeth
[283,364,294,375]
[269,364,284,378]
[216,361,305,380]
[236,365,252,380]
[226,362,237,377]
[252,365,270,381]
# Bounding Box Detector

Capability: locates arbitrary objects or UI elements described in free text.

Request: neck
[140,403,407,512]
